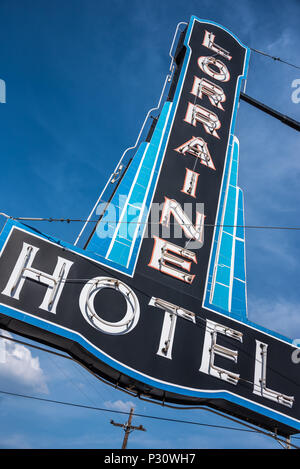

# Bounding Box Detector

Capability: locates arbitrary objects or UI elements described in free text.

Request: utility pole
[110,407,146,449]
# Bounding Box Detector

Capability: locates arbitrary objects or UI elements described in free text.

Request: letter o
[79,276,140,335]
[198,56,230,82]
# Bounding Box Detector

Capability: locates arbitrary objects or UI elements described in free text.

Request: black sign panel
[0,222,299,436]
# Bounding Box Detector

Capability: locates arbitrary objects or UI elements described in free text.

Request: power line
[3,215,300,231]
[0,333,256,418]
[0,333,140,399]
[251,47,300,71]
[0,388,253,432]
[47,350,100,408]
[0,332,299,448]
[0,388,298,448]
[0,211,299,436]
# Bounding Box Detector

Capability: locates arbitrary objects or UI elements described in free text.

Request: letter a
[175,137,216,170]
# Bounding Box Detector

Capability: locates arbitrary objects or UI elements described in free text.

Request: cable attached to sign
[250,47,300,70]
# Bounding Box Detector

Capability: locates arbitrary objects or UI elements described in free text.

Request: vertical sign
[135,19,249,302]
[86,17,249,307]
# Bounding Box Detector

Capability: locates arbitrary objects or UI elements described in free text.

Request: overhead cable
[250,47,300,71]
[2,215,300,231]
[0,388,299,449]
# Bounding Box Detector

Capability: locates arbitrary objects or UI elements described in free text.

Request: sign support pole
[240,91,300,131]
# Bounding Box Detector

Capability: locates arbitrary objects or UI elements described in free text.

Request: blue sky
[0,0,299,449]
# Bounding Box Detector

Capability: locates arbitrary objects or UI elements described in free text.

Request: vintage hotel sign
[0,17,299,436]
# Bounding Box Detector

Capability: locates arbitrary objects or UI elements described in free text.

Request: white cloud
[104,399,136,413]
[266,30,292,53]
[248,298,300,339]
[0,330,48,394]
[0,433,31,449]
